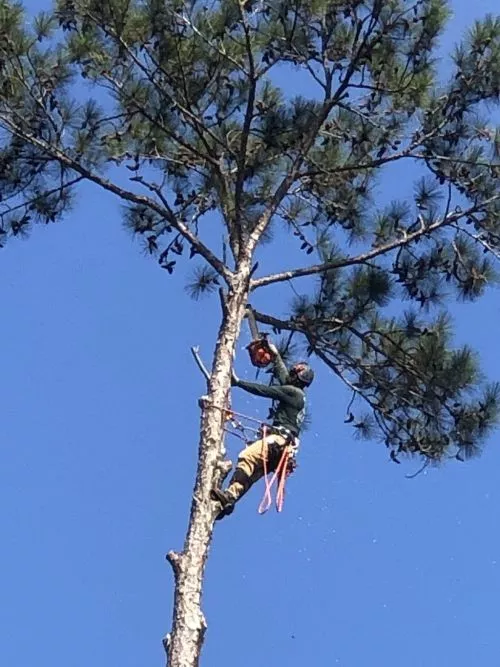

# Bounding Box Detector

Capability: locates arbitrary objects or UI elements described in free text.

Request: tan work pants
[227,433,288,499]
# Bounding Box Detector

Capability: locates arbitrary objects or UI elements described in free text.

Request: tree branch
[250,307,419,449]
[233,1,257,250]
[95,15,231,160]
[175,9,248,75]
[451,221,500,262]
[0,175,83,219]
[166,550,183,579]
[99,70,219,169]
[191,346,211,386]
[311,342,414,445]
[0,114,233,285]
[250,196,500,289]
[244,9,400,255]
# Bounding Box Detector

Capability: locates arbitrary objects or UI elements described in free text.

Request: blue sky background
[1,2,500,666]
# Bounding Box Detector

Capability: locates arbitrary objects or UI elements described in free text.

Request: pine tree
[1,1,500,664]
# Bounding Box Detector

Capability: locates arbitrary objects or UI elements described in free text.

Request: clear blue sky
[1,2,499,666]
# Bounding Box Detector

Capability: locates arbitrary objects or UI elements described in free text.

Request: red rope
[205,400,265,427]
[275,449,290,513]
[258,434,292,515]
[258,425,273,514]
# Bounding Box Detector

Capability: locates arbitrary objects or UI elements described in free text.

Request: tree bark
[164,264,251,667]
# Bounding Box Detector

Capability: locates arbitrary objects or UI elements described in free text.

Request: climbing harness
[246,306,276,369]
[209,401,297,515]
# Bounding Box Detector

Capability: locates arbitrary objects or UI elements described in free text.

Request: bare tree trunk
[164,265,251,667]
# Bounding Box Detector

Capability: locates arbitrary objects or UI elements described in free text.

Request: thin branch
[244,5,379,254]
[250,309,308,334]
[191,346,211,385]
[336,101,386,129]
[233,1,257,247]
[100,70,219,168]
[405,459,430,479]
[175,10,248,75]
[96,17,232,159]
[451,222,500,262]
[303,143,498,179]
[0,175,83,217]
[10,50,60,136]
[166,550,183,579]
[244,10,434,256]
[245,93,338,253]
[251,196,500,289]
[311,342,416,447]
[0,113,233,284]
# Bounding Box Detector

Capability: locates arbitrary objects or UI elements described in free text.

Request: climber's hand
[266,340,279,357]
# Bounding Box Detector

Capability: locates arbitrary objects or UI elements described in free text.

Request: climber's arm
[267,342,289,385]
[232,375,302,407]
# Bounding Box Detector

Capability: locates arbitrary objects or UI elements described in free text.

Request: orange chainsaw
[245,306,276,368]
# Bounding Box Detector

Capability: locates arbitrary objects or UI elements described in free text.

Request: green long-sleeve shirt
[233,353,306,436]
[272,351,290,386]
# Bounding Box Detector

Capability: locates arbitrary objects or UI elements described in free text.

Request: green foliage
[0,0,499,462]
[185,266,220,299]
[285,302,500,461]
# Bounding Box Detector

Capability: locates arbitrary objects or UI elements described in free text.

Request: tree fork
[164,266,251,667]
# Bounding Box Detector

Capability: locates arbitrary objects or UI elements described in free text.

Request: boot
[210,487,237,519]
[211,468,253,520]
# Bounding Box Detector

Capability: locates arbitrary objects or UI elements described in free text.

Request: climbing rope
[258,423,292,514]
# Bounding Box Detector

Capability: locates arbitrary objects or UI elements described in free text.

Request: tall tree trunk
[165,265,251,667]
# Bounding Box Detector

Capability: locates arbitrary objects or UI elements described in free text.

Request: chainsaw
[245,306,276,368]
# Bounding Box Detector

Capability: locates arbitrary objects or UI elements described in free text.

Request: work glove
[266,340,279,357]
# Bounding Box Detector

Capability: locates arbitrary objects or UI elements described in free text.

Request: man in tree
[211,342,314,519]
[2,1,500,664]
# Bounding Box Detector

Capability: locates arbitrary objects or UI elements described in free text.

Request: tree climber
[211,342,314,519]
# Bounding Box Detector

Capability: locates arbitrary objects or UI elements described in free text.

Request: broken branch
[191,346,211,384]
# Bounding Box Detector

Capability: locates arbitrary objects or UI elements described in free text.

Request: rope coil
[258,423,292,514]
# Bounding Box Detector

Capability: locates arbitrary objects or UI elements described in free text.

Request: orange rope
[205,400,264,427]
[258,439,291,514]
[275,450,290,513]
[258,425,273,514]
